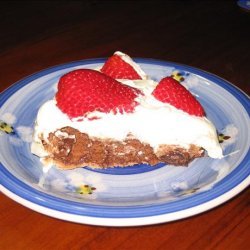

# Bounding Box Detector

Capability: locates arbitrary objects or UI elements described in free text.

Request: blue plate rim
[0,58,249,223]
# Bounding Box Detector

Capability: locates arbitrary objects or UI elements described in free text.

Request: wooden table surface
[0,1,249,249]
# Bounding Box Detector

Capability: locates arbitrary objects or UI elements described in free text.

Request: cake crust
[41,127,204,170]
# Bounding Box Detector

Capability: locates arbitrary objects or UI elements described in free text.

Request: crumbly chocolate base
[41,127,204,170]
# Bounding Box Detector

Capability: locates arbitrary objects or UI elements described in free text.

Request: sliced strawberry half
[100,52,142,80]
[152,77,205,117]
[56,69,142,119]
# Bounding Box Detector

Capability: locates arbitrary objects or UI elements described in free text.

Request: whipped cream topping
[33,78,223,159]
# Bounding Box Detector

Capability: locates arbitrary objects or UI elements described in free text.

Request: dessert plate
[0,59,249,226]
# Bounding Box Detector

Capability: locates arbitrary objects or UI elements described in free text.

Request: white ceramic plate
[0,59,249,226]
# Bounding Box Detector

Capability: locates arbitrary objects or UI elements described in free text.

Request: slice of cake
[31,52,223,170]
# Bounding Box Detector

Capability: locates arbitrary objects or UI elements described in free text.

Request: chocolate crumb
[42,127,204,170]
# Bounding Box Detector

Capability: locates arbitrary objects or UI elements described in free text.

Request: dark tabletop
[0,1,249,249]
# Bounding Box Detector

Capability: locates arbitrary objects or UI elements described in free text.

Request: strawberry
[100,53,142,80]
[152,77,205,116]
[56,69,142,119]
